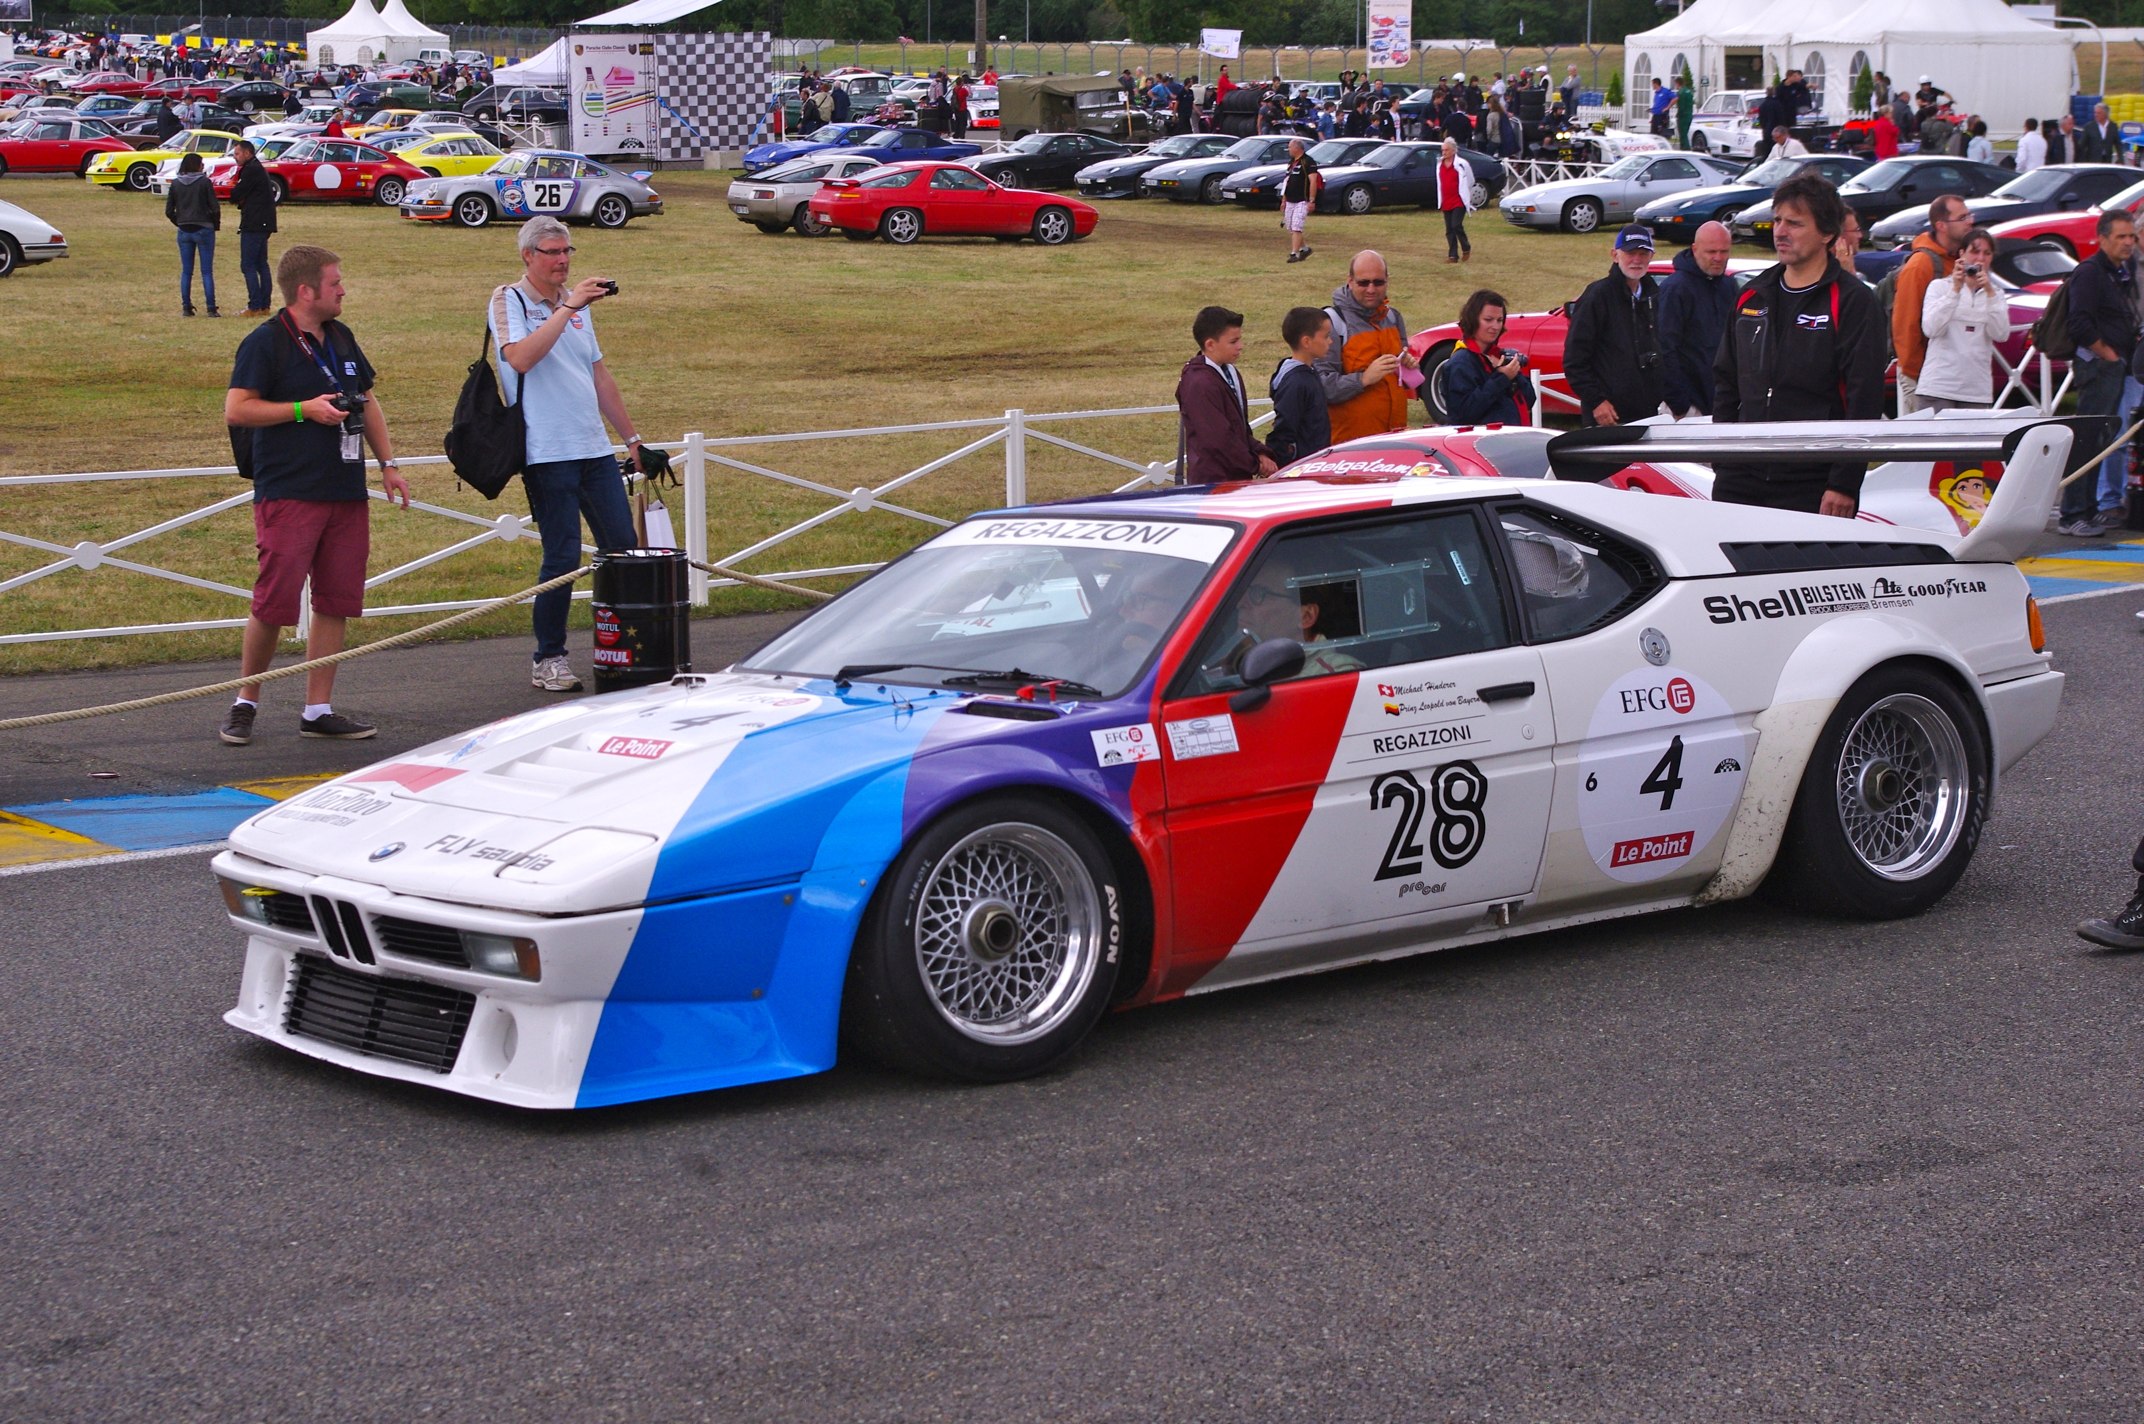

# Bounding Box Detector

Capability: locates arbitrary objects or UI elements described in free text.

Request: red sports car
[139,78,228,101]
[0,114,132,176]
[65,72,148,97]
[264,136,427,206]
[1407,254,2062,424]
[1988,175,2144,257]
[809,159,1098,245]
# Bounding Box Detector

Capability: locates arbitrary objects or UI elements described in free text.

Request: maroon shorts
[251,498,369,625]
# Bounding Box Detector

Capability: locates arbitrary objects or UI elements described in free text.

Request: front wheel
[0,233,19,278]
[125,162,154,191]
[1416,340,1458,422]
[1031,205,1073,245]
[880,206,923,244]
[842,796,1125,1082]
[1342,183,1373,215]
[1690,131,1710,153]
[2037,235,2076,259]
[1469,178,1489,208]
[373,175,404,205]
[271,175,290,203]
[1563,196,1603,233]
[1199,173,1223,203]
[591,193,630,228]
[1766,664,1989,919]
[1713,204,1741,227]
[452,192,493,228]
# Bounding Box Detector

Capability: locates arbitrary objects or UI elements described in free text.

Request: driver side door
[1155,507,1551,996]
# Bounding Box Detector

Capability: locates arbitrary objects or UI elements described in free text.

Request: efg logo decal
[369,842,404,861]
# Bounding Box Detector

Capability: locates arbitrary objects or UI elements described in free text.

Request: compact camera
[596,279,620,295]
[1962,263,1984,277]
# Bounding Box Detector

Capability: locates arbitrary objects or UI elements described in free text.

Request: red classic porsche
[1988,174,2144,258]
[264,136,428,206]
[808,159,1099,245]
[0,114,132,176]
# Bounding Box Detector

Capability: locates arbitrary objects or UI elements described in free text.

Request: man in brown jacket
[1176,305,1277,483]
[1891,193,1969,413]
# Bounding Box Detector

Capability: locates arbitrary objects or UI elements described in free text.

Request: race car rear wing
[1545,415,2083,565]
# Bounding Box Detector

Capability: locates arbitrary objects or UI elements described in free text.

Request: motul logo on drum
[1619,677,1694,715]
[597,736,672,760]
[1609,830,1694,867]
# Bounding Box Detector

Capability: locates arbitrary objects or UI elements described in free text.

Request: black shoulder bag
[444,287,529,499]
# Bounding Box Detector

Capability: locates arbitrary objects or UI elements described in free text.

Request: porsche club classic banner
[1198,28,1242,60]
[1366,0,1413,69]
[569,34,657,158]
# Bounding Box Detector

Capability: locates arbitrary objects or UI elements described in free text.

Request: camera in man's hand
[329,392,366,415]
[596,279,619,296]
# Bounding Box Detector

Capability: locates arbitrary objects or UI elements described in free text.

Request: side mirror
[1229,637,1308,712]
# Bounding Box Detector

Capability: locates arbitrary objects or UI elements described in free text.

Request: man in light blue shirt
[491,215,649,692]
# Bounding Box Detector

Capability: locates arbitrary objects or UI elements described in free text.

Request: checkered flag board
[656,32,772,161]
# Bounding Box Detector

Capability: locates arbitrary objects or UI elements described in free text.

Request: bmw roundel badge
[369,842,405,861]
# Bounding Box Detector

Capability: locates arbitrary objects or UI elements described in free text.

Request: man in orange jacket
[1314,250,1418,444]
[1891,193,1968,412]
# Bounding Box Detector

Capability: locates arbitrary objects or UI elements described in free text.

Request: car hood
[1500,174,1618,204]
[1078,153,1172,177]
[1640,179,1766,212]
[1222,160,1290,185]
[226,672,973,914]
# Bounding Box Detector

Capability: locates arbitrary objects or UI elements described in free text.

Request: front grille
[307,894,375,964]
[256,890,316,933]
[372,916,469,968]
[284,956,475,1073]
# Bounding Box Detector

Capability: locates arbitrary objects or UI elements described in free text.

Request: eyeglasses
[1242,584,1295,608]
[532,245,576,257]
[1351,277,1388,287]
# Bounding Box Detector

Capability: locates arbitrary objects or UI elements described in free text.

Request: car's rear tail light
[2026,595,2046,653]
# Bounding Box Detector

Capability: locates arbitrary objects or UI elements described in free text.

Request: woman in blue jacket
[1436,289,1534,425]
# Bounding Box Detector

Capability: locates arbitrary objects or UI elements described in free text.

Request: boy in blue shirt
[1268,306,1333,468]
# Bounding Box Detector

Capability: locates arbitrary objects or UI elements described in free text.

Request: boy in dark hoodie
[165,151,221,318]
[1268,306,1332,467]
[1175,305,1277,484]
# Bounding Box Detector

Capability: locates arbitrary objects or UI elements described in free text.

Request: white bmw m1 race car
[213,416,2069,1109]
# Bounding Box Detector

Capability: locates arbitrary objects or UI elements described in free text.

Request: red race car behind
[809,159,1098,245]
[263,136,427,206]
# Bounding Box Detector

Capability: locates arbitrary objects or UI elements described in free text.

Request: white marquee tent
[307,0,451,67]
[1625,0,2077,136]
[492,36,567,83]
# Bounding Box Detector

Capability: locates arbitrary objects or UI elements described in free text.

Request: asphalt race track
[4,592,2143,1422]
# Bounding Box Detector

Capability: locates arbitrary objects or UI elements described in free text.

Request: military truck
[997,75,1163,142]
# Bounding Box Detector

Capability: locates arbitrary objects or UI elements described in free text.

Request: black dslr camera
[329,392,366,415]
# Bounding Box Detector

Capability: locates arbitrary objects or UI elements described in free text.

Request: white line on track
[2040,582,2144,606]
[0,840,225,879]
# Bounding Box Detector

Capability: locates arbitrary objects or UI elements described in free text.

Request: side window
[902,131,931,148]
[930,166,987,190]
[1496,506,1661,641]
[531,156,573,180]
[1652,157,1699,180]
[1181,513,1513,694]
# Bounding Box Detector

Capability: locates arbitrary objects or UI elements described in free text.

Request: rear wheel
[591,193,630,228]
[1342,183,1373,215]
[2037,234,2076,259]
[1690,131,1711,153]
[793,202,830,236]
[451,192,493,227]
[1563,196,1603,233]
[1032,205,1074,245]
[881,206,923,244]
[0,233,19,278]
[842,796,1124,1082]
[373,175,404,205]
[1765,664,1989,919]
[1417,340,1459,422]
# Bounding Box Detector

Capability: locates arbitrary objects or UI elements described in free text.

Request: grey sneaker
[299,712,376,740]
[2096,507,2129,528]
[2056,518,2104,537]
[531,655,582,692]
[218,701,256,746]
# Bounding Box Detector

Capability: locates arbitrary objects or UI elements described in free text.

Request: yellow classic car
[379,131,506,178]
[86,129,242,190]
[346,108,424,139]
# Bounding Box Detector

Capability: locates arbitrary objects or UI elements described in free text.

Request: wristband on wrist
[293,401,304,424]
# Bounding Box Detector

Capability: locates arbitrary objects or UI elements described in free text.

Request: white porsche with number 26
[213,417,2068,1109]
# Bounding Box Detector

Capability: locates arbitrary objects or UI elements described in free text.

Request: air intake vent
[373,916,470,968]
[256,891,315,933]
[1720,541,1953,575]
[284,956,475,1073]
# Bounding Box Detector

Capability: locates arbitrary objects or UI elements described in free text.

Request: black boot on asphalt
[2078,883,2144,951]
[217,702,255,746]
[299,712,376,740]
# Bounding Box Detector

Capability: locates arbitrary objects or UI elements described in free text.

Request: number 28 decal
[1372,762,1488,880]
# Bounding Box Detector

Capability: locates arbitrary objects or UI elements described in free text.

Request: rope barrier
[0,551,841,733]
[2060,415,2144,489]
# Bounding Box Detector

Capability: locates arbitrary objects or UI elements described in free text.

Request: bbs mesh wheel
[843,796,1125,1081]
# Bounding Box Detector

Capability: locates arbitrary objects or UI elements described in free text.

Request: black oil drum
[590,549,691,694]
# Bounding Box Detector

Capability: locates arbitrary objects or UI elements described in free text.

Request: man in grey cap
[1562,224,1665,426]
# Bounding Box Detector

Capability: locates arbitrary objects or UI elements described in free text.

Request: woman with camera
[1436,289,1534,425]
[1916,227,2011,411]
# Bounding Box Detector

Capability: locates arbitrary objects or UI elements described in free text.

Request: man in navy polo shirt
[219,244,409,746]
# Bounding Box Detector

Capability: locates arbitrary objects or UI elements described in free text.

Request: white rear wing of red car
[1545,414,2081,565]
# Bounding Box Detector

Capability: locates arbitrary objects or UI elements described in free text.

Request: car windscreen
[1734,158,1801,188]
[1010,133,1052,153]
[763,159,832,181]
[1841,158,1914,194]
[1595,154,1652,180]
[1147,134,1203,157]
[1361,143,1415,168]
[1307,139,1364,164]
[1218,137,1268,160]
[739,516,1236,698]
[1991,166,2080,202]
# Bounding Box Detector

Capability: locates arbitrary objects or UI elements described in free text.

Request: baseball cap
[1918,74,1932,83]
[1614,224,1655,251]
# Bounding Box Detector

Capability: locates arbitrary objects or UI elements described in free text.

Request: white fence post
[683,431,708,606]
[1004,408,1027,507]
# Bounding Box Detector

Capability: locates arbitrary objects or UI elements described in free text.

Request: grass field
[0,166,1614,673]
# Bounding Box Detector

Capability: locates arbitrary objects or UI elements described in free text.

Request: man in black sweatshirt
[229,139,279,318]
[1711,170,1887,515]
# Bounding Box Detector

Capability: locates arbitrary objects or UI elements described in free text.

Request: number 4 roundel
[1576,666,1751,885]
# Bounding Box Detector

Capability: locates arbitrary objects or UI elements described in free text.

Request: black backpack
[443,292,526,499]
[2032,265,2081,361]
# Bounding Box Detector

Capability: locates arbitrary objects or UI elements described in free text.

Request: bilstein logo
[1618,676,1695,715]
[1703,579,1901,624]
